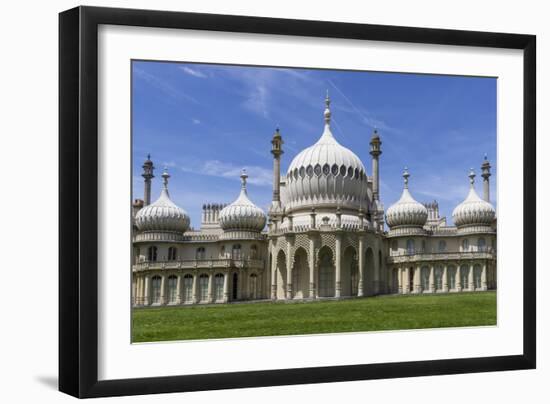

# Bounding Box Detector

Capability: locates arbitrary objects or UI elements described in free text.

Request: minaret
[270,127,283,213]
[161,166,170,191]
[142,154,155,206]
[369,129,382,202]
[481,154,491,203]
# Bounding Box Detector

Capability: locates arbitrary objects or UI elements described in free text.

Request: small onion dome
[452,169,495,227]
[385,168,428,228]
[135,168,190,233]
[219,170,267,232]
[285,92,368,212]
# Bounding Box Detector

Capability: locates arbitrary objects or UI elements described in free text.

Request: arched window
[460,265,469,290]
[438,240,447,253]
[421,266,430,291]
[250,245,258,259]
[421,240,427,253]
[134,247,140,262]
[167,275,178,303]
[406,239,415,255]
[147,246,158,262]
[447,265,457,290]
[214,273,224,301]
[232,244,242,260]
[391,240,398,252]
[249,273,258,299]
[462,239,470,252]
[196,247,206,260]
[199,274,209,302]
[168,246,177,261]
[151,276,162,304]
[477,237,486,251]
[435,266,443,290]
[232,272,238,300]
[474,264,482,289]
[183,274,193,303]
[220,246,226,258]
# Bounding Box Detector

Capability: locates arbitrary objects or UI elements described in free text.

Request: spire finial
[468,168,476,187]
[162,166,170,189]
[240,168,248,192]
[324,90,331,125]
[403,167,410,189]
[484,153,488,161]
[147,153,151,160]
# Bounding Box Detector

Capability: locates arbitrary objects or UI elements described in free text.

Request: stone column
[223,271,229,302]
[456,265,462,292]
[443,264,449,292]
[335,234,342,298]
[429,264,435,293]
[176,275,182,304]
[413,266,421,293]
[397,267,403,294]
[309,237,316,298]
[358,236,365,297]
[286,240,293,300]
[159,275,166,305]
[192,273,198,303]
[469,263,475,291]
[207,273,214,303]
[481,262,488,291]
[143,275,150,306]
[403,267,410,294]
[271,249,277,300]
[135,276,141,306]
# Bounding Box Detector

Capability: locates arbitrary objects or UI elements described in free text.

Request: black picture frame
[59,5,536,398]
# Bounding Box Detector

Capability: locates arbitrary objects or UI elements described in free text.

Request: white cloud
[179,66,207,78]
[180,159,273,186]
[134,67,199,104]
[192,118,201,124]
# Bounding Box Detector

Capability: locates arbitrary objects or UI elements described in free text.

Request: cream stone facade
[132,94,497,307]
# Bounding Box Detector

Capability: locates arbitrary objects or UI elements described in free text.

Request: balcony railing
[386,247,496,264]
[133,258,265,272]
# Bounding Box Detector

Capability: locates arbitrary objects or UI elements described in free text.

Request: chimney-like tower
[270,127,283,213]
[142,154,155,206]
[369,129,382,202]
[481,154,491,203]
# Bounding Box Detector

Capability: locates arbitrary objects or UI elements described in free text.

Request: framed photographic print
[59,6,536,398]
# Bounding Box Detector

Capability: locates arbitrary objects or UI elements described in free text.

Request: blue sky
[132,61,496,229]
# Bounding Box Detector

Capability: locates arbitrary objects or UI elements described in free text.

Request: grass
[132,291,496,342]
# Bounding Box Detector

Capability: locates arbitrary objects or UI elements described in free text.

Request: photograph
[130,61,497,343]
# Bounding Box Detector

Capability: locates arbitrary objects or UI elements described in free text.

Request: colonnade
[389,261,493,294]
[270,234,382,300]
[133,269,265,306]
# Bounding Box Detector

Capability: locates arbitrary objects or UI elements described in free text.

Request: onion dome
[452,169,495,227]
[135,168,190,233]
[385,168,428,228]
[219,170,267,232]
[285,92,368,212]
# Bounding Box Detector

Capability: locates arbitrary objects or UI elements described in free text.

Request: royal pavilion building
[131,94,497,307]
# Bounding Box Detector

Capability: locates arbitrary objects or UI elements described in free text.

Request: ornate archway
[341,246,358,297]
[276,249,287,299]
[292,247,309,299]
[318,246,335,297]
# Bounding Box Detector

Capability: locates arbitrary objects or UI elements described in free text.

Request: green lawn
[132,291,496,342]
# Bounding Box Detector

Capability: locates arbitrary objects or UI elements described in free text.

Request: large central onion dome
[285,93,368,213]
[452,169,495,228]
[135,168,190,233]
[219,170,267,233]
[385,168,428,228]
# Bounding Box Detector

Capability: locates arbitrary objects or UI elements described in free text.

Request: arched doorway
[341,246,358,297]
[318,246,335,297]
[292,247,309,299]
[276,250,287,299]
[249,273,258,299]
